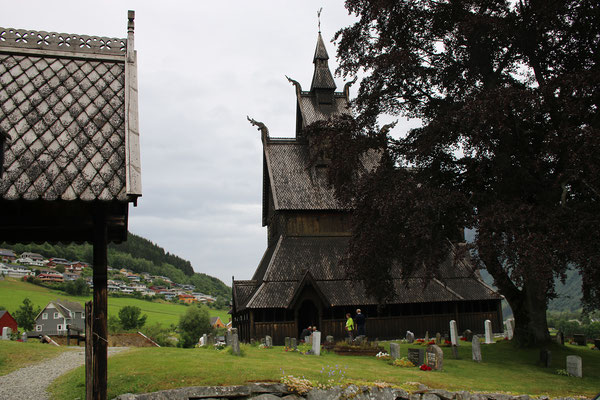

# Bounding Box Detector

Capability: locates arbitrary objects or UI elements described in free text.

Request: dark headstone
[539,349,551,367]
[232,334,240,356]
[390,343,400,360]
[250,338,256,345]
[326,335,334,343]
[407,348,425,366]
[573,333,586,346]
[406,331,415,343]
[451,345,460,359]
[594,339,600,350]
[463,329,473,341]
[426,344,444,370]
[284,337,291,348]
[435,332,441,345]
[555,331,564,345]
[291,337,297,350]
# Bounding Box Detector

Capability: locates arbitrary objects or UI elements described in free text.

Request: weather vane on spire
[317,8,322,33]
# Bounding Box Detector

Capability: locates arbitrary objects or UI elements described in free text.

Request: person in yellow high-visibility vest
[345,313,355,342]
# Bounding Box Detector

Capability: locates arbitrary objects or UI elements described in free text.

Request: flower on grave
[392,357,415,368]
[460,337,467,341]
[427,340,435,345]
[420,364,432,371]
[375,351,390,358]
[416,338,425,343]
[444,340,451,345]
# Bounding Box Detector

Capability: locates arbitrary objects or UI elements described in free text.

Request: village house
[178,294,197,304]
[210,316,226,329]
[38,271,64,283]
[0,249,16,262]
[232,31,502,345]
[0,263,34,279]
[0,310,18,333]
[34,300,85,336]
[20,252,44,261]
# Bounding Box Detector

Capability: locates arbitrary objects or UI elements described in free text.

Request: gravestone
[451,345,460,359]
[435,332,441,345]
[406,331,415,343]
[284,337,291,348]
[450,320,459,346]
[407,348,424,366]
[566,355,582,378]
[232,334,240,356]
[312,331,321,356]
[573,334,586,346]
[207,333,215,346]
[1,327,10,340]
[291,337,297,350]
[594,339,600,350]
[472,335,482,362]
[260,338,265,346]
[202,334,208,347]
[326,335,334,343]
[424,331,429,342]
[426,344,444,370]
[231,328,238,335]
[484,320,493,344]
[389,342,400,360]
[539,349,551,368]
[463,329,473,342]
[21,332,27,342]
[250,338,256,345]
[265,335,272,348]
[226,331,232,346]
[506,318,515,340]
[555,331,564,345]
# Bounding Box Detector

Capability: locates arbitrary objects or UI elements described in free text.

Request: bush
[118,306,148,330]
[143,323,176,347]
[178,304,212,348]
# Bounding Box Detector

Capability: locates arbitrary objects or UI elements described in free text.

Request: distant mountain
[2,232,231,300]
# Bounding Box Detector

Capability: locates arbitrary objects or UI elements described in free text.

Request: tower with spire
[232,30,503,345]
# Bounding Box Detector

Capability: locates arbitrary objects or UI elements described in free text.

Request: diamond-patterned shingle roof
[0,25,140,203]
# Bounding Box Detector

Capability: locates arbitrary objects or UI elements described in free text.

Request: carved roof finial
[247,116,269,144]
[343,76,357,100]
[127,10,135,62]
[286,75,302,97]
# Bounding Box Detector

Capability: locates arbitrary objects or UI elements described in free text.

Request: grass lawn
[48,340,599,399]
[0,278,229,327]
[0,341,70,376]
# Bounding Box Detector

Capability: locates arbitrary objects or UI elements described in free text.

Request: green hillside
[2,231,230,301]
[0,278,229,327]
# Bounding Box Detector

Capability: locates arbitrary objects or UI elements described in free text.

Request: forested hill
[2,232,231,301]
[110,233,194,276]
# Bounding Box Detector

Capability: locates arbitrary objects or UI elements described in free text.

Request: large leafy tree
[318,0,599,346]
[118,306,148,331]
[177,304,212,348]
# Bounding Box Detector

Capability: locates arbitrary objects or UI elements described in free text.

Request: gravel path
[0,347,128,400]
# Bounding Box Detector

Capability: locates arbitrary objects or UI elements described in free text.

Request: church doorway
[297,299,320,338]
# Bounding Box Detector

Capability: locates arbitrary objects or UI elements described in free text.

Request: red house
[0,310,18,332]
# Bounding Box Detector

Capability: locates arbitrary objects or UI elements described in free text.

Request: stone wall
[114,382,587,400]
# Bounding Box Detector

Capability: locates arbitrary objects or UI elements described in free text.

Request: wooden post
[93,210,108,400]
[85,301,93,400]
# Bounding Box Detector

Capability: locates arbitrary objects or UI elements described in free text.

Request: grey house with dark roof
[232,32,502,345]
[34,299,85,336]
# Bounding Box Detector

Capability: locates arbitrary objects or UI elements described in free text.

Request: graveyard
[24,335,595,399]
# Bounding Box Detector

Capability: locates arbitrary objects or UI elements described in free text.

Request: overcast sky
[2,1,418,285]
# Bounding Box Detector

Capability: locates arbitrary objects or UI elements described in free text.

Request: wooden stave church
[232,32,502,345]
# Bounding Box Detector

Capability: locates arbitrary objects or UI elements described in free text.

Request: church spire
[310,31,337,101]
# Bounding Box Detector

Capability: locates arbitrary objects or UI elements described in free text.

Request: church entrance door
[297,299,320,338]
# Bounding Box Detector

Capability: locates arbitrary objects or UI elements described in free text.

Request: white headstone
[1,327,10,340]
[265,335,272,347]
[21,332,27,342]
[472,335,482,362]
[450,320,459,346]
[484,320,493,344]
[202,334,207,347]
[312,331,321,356]
[406,331,415,343]
[566,355,582,378]
[506,318,515,340]
[390,342,400,360]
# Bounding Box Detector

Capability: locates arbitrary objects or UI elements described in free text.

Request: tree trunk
[480,250,551,347]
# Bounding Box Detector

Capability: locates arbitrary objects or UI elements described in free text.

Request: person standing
[300,325,311,341]
[355,309,366,337]
[345,313,354,342]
